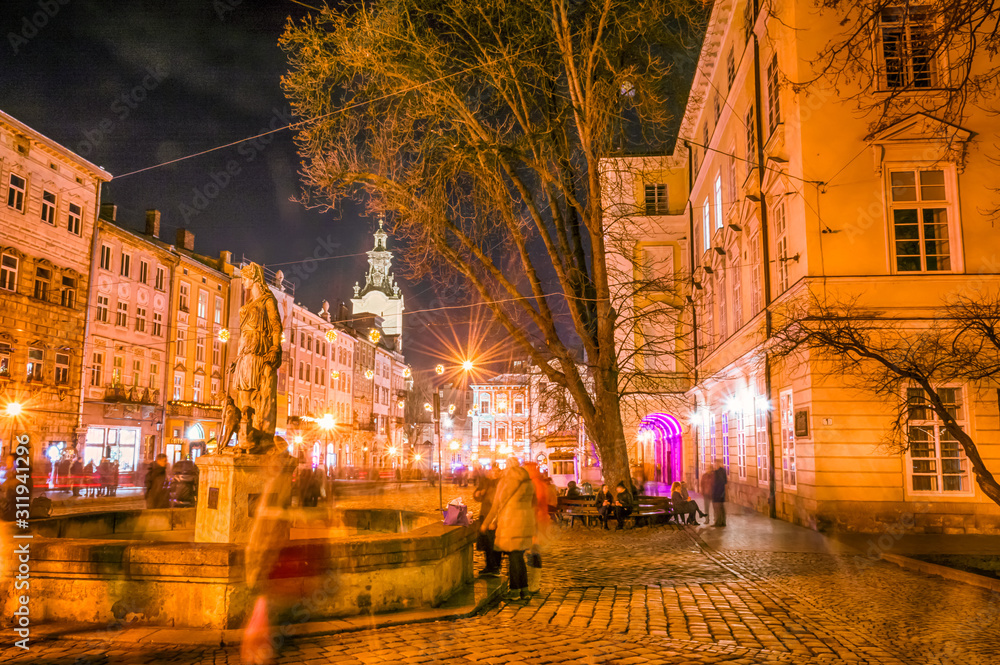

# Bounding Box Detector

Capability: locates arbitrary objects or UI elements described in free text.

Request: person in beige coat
[482,457,536,600]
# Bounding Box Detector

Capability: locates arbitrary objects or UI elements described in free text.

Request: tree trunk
[589,375,633,494]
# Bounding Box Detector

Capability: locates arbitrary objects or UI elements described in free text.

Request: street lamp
[318,413,336,470]
[5,402,23,417]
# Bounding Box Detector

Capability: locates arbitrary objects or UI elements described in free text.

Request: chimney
[219,250,232,266]
[176,228,195,252]
[145,209,161,238]
[100,203,117,221]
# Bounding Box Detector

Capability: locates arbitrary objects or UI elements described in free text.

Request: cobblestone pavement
[3,487,998,664]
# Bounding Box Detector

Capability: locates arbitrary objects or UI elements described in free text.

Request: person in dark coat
[473,466,502,576]
[712,464,728,527]
[565,481,582,498]
[611,482,634,530]
[97,458,113,497]
[670,481,706,525]
[595,484,614,529]
[56,456,72,493]
[144,454,169,509]
[70,457,84,497]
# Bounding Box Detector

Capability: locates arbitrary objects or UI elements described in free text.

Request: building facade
[163,229,235,462]
[0,110,111,466]
[80,209,177,477]
[665,0,1000,533]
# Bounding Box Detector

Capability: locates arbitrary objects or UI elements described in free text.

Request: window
[699,412,709,472]
[713,93,721,123]
[155,266,165,291]
[176,329,187,358]
[112,355,123,385]
[736,405,748,480]
[58,354,72,385]
[745,106,756,168]
[120,253,131,278]
[766,54,781,135]
[116,301,128,327]
[152,312,163,337]
[702,124,709,156]
[135,307,147,333]
[7,173,25,211]
[26,348,43,382]
[718,259,728,341]
[100,245,112,271]
[773,200,789,292]
[211,377,220,396]
[193,377,203,403]
[179,283,190,312]
[756,391,769,486]
[197,289,208,320]
[709,412,717,463]
[714,174,723,231]
[726,47,736,89]
[139,261,149,284]
[749,233,762,315]
[514,395,524,415]
[907,387,970,493]
[196,336,205,362]
[779,389,796,489]
[298,361,304,381]
[726,153,738,210]
[480,394,490,413]
[315,366,321,384]
[306,363,312,383]
[644,183,669,215]
[889,169,951,272]
[702,290,715,353]
[1,254,18,292]
[0,343,10,377]
[702,200,711,253]
[33,266,50,300]
[67,203,82,235]
[497,425,507,442]
[213,340,221,367]
[149,362,159,389]
[214,296,224,325]
[173,372,184,400]
[481,425,490,441]
[730,247,742,331]
[91,352,104,387]
[132,359,142,386]
[721,412,730,470]
[514,424,524,441]
[880,4,937,88]
[96,295,109,323]
[61,276,76,308]
[41,190,56,225]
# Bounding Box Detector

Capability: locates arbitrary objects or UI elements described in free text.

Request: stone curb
[880,552,1000,594]
[29,575,507,648]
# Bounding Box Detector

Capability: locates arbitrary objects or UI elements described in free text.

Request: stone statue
[224,263,282,454]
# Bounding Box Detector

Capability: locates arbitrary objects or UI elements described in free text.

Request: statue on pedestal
[222,263,282,455]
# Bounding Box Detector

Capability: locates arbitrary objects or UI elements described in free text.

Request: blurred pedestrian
[87,460,99,498]
[70,456,84,497]
[473,466,502,577]
[712,464,728,527]
[524,462,550,539]
[56,455,72,493]
[144,454,169,509]
[98,458,113,497]
[482,458,536,601]
[699,469,715,525]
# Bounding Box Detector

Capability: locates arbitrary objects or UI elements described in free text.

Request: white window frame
[91,352,104,387]
[1,253,18,292]
[730,245,742,331]
[736,405,748,480]
[755,393,770,487]
[877,3,940,90]
[116,301,128,327]
[766,53,781,135]
[179,282,190,312]
[152,312,163,337]
[41,190,56,225]
[905,386,973,496]
[713,173,723,231]
[197,289,208,321]
[779,388,796,490]
[709,411,717,463]
[55,353,70,385]
[139,260,149,284]
[721,412,730,470]
[155,266,165,291]
[7,173,26,212]
[96,294,109,323]
[67,202,82,235]
[887,166,956,274]
[772,199,789,292]
[644,183,669,215]
[718,259,727,340]
[120,253,131,278]
[173,372,184,400]
[135,306,147,333]
[702,201,711,253]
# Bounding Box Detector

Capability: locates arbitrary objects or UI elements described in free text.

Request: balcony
[104,384,161,405]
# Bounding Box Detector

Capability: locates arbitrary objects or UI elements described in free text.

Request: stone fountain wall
[2,511,475,630]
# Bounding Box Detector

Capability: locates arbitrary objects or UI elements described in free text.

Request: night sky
[2,0,453,365]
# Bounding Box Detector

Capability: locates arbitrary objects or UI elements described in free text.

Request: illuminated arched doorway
[637,413,683,485]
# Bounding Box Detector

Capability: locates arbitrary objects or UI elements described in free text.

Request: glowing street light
[462,359,474,372]
[318,413,336,431]
[326,329,338,342]
[448,404,456,414]
[424,403,433,412]
[369,329,381,343]
[388,446,397,456]
[435,364,445,375]
[294,435,304,445]
[5,402,23,417]
[217,328,230,342]
[414,453,422,462]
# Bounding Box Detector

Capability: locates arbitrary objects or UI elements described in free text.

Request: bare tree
[771,294,1000,508]
[280,0,702,489]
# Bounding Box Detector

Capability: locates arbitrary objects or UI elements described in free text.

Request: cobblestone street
[3,487,999,664]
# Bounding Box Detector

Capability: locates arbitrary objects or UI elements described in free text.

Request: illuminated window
[779,389,796,489]
[27,347,43,382]
[721,412,730,470]
[197,289,208,320]
[132,360,142,386]
[736,406,747,480]
[480,394,490,414]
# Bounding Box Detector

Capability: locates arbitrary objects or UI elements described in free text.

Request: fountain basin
[4,509,474,630]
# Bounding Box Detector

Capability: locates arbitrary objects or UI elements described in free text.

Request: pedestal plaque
[195,454,277,544]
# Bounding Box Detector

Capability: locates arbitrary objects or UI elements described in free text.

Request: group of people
[594,481,635,529]
[40,454,121,498]
[473,459,557,601]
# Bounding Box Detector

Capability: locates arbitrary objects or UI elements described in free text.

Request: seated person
[612,482,634,530]
[670,480,706,525]
[594,483,613,529]
[565,481,582,498]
